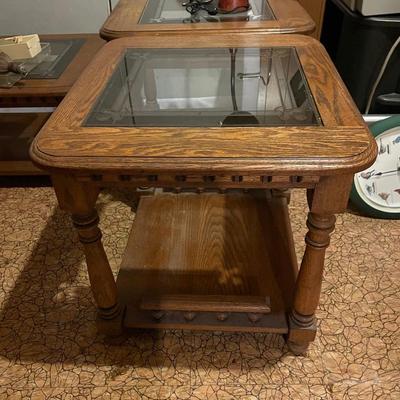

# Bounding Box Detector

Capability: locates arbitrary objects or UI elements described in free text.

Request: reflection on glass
[85,47,321,128]
[26,39,85,79]
[139,0,275,24]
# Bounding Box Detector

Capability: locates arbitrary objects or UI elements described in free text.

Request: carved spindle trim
[119,175,131,182]
[248,313,262,323]
[71,210,120,313]
[82,173,319,189]
[261,176,273,183]
[289,211,337,341]
[72,212,102,244]
[291,176,303,183]
[289,309,315,329]
[152,310,166,321]
[175,175,187,182]
[147,175,158,182]
[217,313,229,321]
[203,176,216,183]
[305,213,336,249]
[232,176,243,182]
[99,303,123,321]
[183,312,196,321]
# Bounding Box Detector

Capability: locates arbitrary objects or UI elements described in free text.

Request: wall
[0,0,114,35]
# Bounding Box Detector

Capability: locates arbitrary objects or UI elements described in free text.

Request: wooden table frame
[100,0,315,40]
[0,34,104,175]
[0,34,104,107]
[31,34,376,354]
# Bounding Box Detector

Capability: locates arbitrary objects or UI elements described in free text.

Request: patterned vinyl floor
[0,187,398,399]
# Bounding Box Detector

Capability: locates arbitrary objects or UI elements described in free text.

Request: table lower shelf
[117,191,298,333]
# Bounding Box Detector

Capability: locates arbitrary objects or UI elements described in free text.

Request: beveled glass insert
[85,47,321,127]
[26,38,85,79]
[139,0,274,24]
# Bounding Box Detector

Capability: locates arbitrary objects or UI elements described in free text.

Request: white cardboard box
[0,34,41,60]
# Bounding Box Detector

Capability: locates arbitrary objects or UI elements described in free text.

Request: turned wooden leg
[287,175,352,354]
[72,211,124,336]
[52,174,124,336]
[287,212,336,354]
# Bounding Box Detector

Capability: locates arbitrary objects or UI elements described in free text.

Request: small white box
[0,34,42,60]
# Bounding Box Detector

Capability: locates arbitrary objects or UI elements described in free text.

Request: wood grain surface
[30,34,376,176]
[140,294,272,313]
[298,0,326,39]
[100,0,315,40]
[117,192,295,332]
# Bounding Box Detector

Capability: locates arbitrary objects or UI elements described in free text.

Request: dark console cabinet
[321,0,400,114]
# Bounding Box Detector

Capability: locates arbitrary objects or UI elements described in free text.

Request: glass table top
[139,0,275,24]
[26,38,85,80]
[85,47,322,128]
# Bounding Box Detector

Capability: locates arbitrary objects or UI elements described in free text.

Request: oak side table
[31,34,376,354]
[100,0,315,40]
[0,34,104,175]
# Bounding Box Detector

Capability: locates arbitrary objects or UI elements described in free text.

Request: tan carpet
[0,187,398,399]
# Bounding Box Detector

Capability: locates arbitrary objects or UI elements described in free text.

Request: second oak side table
[30,34,376,354]
[100,0,315,40]
[0,34,104,175]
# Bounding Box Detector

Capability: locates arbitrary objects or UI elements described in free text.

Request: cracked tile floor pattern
[0,187,398,399]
